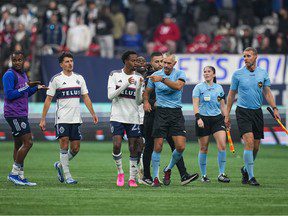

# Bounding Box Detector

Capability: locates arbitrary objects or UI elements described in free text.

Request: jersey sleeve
[46,77,57,97]
[263,70,271,87]
[147,77,155,89]
[230,72,239,91]
[192,84,200,98]
[218,85,225,99]
[178,70,187,82]
[80,75,89,95]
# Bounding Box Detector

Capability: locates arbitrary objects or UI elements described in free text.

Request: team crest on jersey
[21,122,27,129]
[59,126,65,134]
[76,80,80,85]
[258,81,263,88]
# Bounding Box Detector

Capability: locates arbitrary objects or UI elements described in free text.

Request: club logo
[76,80,80,85]
[59,126,65,134]
[258,81,263,88]
[21,122,27,129]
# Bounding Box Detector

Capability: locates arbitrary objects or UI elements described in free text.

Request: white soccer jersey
[108,69,144,124]
[47,71,88,124]
[139,104,144,124]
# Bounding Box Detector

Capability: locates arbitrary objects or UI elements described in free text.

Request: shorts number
[132,124,140,131]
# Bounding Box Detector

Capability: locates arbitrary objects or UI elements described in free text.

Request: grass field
[0,141,288,215]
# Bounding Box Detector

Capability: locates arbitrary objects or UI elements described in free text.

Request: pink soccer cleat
[117,173,125,187]
[128,179,138,187]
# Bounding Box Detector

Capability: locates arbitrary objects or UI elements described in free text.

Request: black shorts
[110,121,142,138]
[5,117,31,137]
[55,123,82,140]
[236,106,264,139]
[195,114,226,137]
[152,107,186,138]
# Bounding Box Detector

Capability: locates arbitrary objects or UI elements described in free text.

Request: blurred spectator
[131,0,149,36]
[42,13,65,55]
[120,21,143,52]
[0,23,15,62]
[147,0,165,32]
[95,6,114,58]
[71,0,87,18]
[237,0,257,26]
[110,3,126,46]
[18,6,37,32]
[237,26,258,53]
[66,13,91,54]
[84,1,99,38]
[12,22,30,57]
[43,1,62,26]
[278,9,288,36]
[0,10,14,32]
[273,33,288,54]
[146,13,180,54]
[257,35,273,53]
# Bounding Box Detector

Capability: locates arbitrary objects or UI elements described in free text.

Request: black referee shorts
[195,114,226,137]
[235,106,264,139]
[152,107,186,138]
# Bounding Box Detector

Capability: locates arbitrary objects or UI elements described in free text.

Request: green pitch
[0,141,288,215]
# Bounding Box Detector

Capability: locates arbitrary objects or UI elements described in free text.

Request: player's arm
[3,72,27,100]
[27,84,49,97]
[225,90,236,128]
[107,74,131,100]
[39,95,53,131]
[135,77,144,105]
[143,87,153,112]
[148,75,185,90]
[192,97,204,128]
[263,86,280,119]
[82,93,98,124]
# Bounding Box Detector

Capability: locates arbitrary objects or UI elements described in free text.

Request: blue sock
[218,150,226,175]
[243,150,254,180]
[166,150,183,170]
[198,152,207,176]
[243,151,257,172]
[152,151,161,179]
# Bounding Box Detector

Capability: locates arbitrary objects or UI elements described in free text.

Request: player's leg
[12,136,22,177]
[68,123,82,161]
[212,115,230,183]
[141,111,155,184]
[110,121,124,186]
[198,136,210,182]
[152,137,164,186]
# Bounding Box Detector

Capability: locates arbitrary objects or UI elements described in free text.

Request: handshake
[27,81,49,90]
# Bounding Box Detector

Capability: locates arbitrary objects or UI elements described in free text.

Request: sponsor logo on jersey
[56,87,81,99]
[116,85,136,99]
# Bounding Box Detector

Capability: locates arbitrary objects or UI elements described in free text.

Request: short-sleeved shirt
[230,66,271,109]
[47,71,88,124]
[147,68,186,108]
[193,82,224,116]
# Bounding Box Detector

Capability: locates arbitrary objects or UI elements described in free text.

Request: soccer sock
[112,152,124,174]
[243,151,257,172]
[11,162,21,175]
[166,149,183,171]
[60,149,71,179]
[68,149,77,161]
[19,164,24,179]
[198,152,207,176]
[129,157,138,180]
[152,151,161,179]
[243,150,254,180]
[218,150,226,175]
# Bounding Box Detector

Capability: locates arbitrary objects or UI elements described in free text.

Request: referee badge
[258,81,263,88]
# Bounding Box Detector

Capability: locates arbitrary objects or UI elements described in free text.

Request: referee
[226,47,280,186]
[193,66,230,183]
[143,52,198,187]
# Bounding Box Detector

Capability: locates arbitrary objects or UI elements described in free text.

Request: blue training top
[147,68,186,108]
[193,82,225,116]
[230,66,271,109]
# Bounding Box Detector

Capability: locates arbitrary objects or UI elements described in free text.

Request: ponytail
[213,77,217,83]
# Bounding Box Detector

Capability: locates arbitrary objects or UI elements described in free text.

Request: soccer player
[193,66,230,183]
[39,52,98,184]
[143,52,198,187]
[3,51,48,186]
[108,50,144,187]
[140,52,198,186]
[226,47,280,186]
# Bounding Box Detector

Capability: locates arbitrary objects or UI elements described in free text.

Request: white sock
[112,152,124,174]
[60,149,71,179]
[129,157,138,181]
[11,163,21,175]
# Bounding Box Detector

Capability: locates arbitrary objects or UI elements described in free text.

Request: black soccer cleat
[241,166,249,184]
[200,175,211,183]
[181,173,199,186]
[163,168,171,186]
[218,173,230,183]
[248,177,260,186]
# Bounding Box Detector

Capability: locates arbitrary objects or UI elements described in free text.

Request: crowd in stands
[1,0,288,76]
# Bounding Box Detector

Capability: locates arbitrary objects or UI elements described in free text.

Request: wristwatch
[161,77,166,82]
